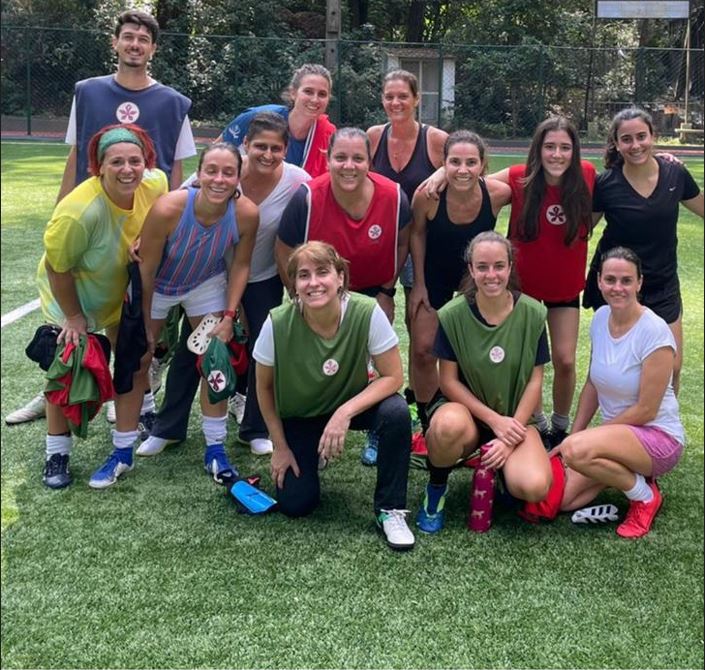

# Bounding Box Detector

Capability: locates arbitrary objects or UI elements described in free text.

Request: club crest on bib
[116,102,140,124]
[546,204,566,226]
[489,346,505,364]
[322,358,339,376]
[368,224,382,240]
[207,369,227,392]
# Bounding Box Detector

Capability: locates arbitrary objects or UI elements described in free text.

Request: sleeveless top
[271,293,376,418]
[438,294,547,417]
[372,123,435,202]
[306,172,401,291]
[425,179,496,290]
[155,187,238,296]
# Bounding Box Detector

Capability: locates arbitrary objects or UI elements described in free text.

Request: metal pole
[25,28,32,136]
[684,19,691,125]
[437,43,443,127]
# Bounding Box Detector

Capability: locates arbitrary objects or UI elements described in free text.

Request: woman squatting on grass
[553,247,686,539]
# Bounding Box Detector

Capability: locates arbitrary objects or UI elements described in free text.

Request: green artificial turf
[1,142,703,669]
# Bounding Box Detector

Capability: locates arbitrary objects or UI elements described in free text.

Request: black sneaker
[43,453,71,489]
[137,411,156,441]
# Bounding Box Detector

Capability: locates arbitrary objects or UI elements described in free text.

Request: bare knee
[560,433,591,470]
[427,405,472,465]
[510,470,551,502]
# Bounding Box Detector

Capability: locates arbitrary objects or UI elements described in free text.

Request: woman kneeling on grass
[551,247,684,539]
[254,241,415,551]
[416,231,552,534]
[36,123,167,490]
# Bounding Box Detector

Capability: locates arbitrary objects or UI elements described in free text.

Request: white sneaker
[571,504,619,524]
[228,392,246,424]
[250,438,274,456]
[377,509,415,551]
[105,400,116,423]
[136,436,179,457]
[5,393,46,425]
[149,357,165,394]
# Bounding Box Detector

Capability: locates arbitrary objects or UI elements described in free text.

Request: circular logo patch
[207,369,226,392]
[368,224,382,240]
[322,359,339,376]
[116,102,140,124]
[545,204,566,226]
[489,346,505,364]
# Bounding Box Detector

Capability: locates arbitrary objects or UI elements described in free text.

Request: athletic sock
[551,412,570,433]
[140,391,156,414]
[46,433,72,457]
[202,414,227,446]
[624,473,654,503]
[428,461,452,487]
[112,429,138,451]
[533,412,550,434]
[424,483,448,514]
[417,401,429,435]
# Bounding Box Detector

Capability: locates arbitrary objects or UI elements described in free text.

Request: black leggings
[278,394,411,518]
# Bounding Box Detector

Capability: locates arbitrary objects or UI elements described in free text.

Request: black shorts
[543,295,580,309]
[584,269,682,324]
[426,389,494,445]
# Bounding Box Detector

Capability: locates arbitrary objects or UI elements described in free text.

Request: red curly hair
[87,123,157,176]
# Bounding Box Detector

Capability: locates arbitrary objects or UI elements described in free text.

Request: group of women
[32,62,703,548]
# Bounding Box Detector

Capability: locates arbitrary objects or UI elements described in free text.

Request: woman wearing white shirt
[552,247,684,539]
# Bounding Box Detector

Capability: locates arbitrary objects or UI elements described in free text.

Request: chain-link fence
[2,25,703,142]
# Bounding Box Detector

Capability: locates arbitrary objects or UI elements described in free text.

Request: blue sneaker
[361,431,379,466]
[89,449,134,489]
[415,483,448,534]
[204,444,238,484]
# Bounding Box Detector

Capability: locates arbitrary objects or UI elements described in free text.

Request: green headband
[97,128,143,161]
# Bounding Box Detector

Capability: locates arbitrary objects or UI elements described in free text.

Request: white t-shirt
[254,295,398,366]
[65,96,196,161]
[589,305,684,444]
[249,162,310,282]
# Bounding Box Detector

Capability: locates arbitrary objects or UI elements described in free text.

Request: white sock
[140,391,156,414]
[46,434,72,457]
[624,474,653,503]
[112,429,138,450]
[202,414,227,446]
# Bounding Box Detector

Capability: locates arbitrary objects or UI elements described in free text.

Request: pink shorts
[627,425,684,478]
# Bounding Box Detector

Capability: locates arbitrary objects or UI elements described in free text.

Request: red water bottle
[468,443,496,533]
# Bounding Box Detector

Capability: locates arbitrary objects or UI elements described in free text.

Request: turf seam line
[1,298,40,329]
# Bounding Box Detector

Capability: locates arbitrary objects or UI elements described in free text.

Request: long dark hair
[460,231,521,304]
[604,107,654,169]
[515,117,592,247]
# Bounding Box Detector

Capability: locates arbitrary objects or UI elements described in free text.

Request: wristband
[377,286,396,298]
[223,309,236,319]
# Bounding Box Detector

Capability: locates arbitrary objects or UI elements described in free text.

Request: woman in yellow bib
[36,123,167,490]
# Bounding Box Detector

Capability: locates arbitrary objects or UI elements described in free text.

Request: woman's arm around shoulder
[485,177,513,216]
[427,126,449,168]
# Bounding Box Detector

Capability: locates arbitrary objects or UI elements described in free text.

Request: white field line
[1,299,40,329]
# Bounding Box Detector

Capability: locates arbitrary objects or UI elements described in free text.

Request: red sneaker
[616,480,662,539]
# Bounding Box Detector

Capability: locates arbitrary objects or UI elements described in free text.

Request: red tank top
[306,171,401,291]
[507,160,596,302]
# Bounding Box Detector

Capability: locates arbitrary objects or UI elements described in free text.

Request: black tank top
[425,179,497,289]
[372,123,435,202]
